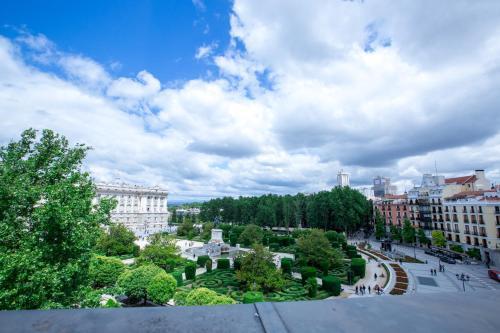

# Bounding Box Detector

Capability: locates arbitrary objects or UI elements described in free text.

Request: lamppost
[456,273,470,292]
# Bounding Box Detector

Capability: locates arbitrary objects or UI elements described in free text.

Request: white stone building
[337,170,350,187]
[95,182,169,239]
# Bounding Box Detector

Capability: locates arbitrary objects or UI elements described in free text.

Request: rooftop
[2,291,498,333]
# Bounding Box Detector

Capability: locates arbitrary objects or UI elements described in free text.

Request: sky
[1,0,500,201]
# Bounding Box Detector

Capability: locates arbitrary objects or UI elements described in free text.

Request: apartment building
[374,194,408,228]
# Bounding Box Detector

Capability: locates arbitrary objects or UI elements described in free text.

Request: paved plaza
[366,240,500,294]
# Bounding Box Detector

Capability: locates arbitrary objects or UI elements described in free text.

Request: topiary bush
[205,259,213,272]
[319,259,330,275]
[350,258,366,278]
[147,272,177,304]
[331,241,340,249]
[185,262,197,280]
[306,277,317,297]
[184,288,236,306]
[281,258,293,275]
[117,264,164,304]
[269,243,280,251]
[243,291,264,304]
[300,266,317,284]
[233,257,242,270]
[172,271,183,287]
[197,255,210,267]
[322,275,341,296]
[89,255,126,288]
[217,258,230,269]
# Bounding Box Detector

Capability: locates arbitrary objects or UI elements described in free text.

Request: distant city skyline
[1,0,500,200]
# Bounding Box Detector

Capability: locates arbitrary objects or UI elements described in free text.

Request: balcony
[464,230,471,235]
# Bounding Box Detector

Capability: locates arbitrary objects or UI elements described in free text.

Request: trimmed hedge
[197,255,210,267]
[205,259,213,272]
[172,271,183,287]
[281,258,293,275]
[243,291,264,304]
[322,276,341,296]
[217,258,230,269]
[331,241,340,249]
[300,266,317,284]
[306,277,317,297]
[185,262,197,280]
[319,259,330,274]
[233,257,242,270]
[351,258,366,278]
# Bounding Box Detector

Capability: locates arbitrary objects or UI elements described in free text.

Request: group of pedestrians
[355,284,371,295]
[438,264,445,272]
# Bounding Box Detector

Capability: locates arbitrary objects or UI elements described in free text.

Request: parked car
[488,269,500,282]
[440,256,456,264]
[424,250,436,256]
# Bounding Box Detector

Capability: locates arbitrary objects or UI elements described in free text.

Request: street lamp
[456,273,470,292]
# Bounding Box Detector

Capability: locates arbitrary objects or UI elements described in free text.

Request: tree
[183,288,236,306]
[117,264,164,304]
[401,219,416,244]
[0,129,115,310]
[296,229,344,269]
[417,228,429,245]
[137,234,181,272]
[238,224,263,247]
[96,224,139,257]
[89,255,126,288]
[390,225,402,242]
[431,230,446,248]
[146,271,177,304]
[236,244,285,292]
[374,211,386,240]
[201,222,214,241]
[176,218,195,238]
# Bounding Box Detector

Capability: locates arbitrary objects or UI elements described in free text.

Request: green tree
[0,129,115,310]
[146,271,177,304]
[117,264,163,304]
[137,233,181,271]
[374,210,386,240]
[89,255,126,288]
[390,225,402,242]
[296,229,344,269]
[236,244,285,292]
[183,288,236,306]
[417,228,429,245]
[431,230,446,247]
[401,218,416,244]
[96,224,139,257]
[238,224,263,247]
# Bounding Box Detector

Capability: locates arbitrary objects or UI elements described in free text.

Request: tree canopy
[0,129,115,309]
[199,187,371,233]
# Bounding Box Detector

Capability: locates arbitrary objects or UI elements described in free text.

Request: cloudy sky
[1,0,499,200]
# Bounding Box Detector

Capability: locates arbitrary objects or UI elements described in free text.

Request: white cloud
[1,0,500,200]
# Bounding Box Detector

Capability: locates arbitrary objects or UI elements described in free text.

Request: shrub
[104,298,121,308]
[89,255,126,288]
[172,271,183,287]
[185,262,197,280]
[146,272,177,304]
[306,277,317,297]
[79,288,102,308]
[217,258,230,269]
[243,291,264,304]
[331,241,340,249]
[233,257,242,270]
[351,258,366,278]
[319,259,330,274]
[277,236,295,247]
[205,259,213,272]
[173,290,189,306]
[466,248,481,260]
[301,266,317,284]
[281,258,293,275]
[197,255,210,267]
[324,230,338,243]
[117,264,164,303]
[184,288,236,306]
[322,276,341,296]
[269,243,280,251]
[450,244,464,253]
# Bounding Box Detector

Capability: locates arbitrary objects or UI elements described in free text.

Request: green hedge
[351,258,366,278]
[233,257,242,270]
[197,255,210,267]
[243,291,264,304]
[185,262,197,280]
[205,259,213,272]
[301,266,317,284]
[269,243,280,251]
[281,258,293,275]
[306,277,318,297]
[331,241,340,249]
[322,276,341,296]
[172,271,183,287]
[217,258,230,269]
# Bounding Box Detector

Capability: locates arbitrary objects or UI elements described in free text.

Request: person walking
[374,273,378,280]
[355,286,359,294]
[368,286,371,294]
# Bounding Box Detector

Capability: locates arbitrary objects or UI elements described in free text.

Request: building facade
[374,194,408,228]
[337,170,350,187]
[373,176,397,198]
[95,182,169,239]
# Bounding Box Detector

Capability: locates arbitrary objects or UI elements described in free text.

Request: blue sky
[1,0,232,83]
[0,0,499,200]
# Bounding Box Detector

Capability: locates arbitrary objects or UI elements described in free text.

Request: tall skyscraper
[337,170,350,187]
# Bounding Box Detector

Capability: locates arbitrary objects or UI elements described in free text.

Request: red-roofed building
[374,194,408,228]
